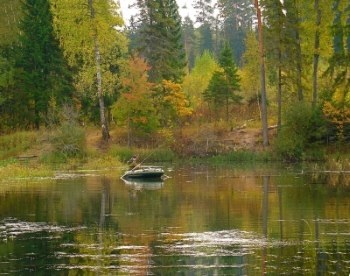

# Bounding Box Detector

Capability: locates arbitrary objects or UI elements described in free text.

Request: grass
[0,131,37,160]
[0,162,54,179]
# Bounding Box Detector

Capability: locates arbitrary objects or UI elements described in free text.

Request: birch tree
[51,0,127,141]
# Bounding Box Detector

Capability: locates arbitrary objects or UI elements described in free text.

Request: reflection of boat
[121,166,165,179]
[122,177,164,190]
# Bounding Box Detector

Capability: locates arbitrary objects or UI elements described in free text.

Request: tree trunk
[312,0,321,107]
[255,0,269,147]
[88,0,110,141]
[277,48,282,132]
[294,1,303,101]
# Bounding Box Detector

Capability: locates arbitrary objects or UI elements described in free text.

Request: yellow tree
[51,0,127,140]
[154,80,193,127]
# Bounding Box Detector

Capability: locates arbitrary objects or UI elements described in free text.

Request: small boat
[121,166,165,179]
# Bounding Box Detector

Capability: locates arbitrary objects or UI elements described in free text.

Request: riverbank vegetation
[0,0,349,177]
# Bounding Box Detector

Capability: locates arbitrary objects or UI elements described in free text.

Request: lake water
[0,163,349,275]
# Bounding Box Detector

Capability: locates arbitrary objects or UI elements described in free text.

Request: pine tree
[15,0,73,129]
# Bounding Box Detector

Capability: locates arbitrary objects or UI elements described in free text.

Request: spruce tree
[15,0,73,129]
[204,43,241,121]
[217,0,255,64]
[193,0,215,55]
[182,16,196,70]
[135,0,187,83]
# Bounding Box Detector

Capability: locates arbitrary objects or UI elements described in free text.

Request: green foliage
[51,107,86,159]
[14,0,74,129]
[51,0,127,124]
[52,121,86,159]
[40,151,67,165]
[0,0,22,46]
[203,70,228,106]
[0,47,20,132]
[217,0,254,63]
[108,145,133,163]
[0,163,54,179]
[203,43,241,120]
[182,51,220,108]
[209,150,273,163]
[134,0,186,83]
[193,0,215,54]
[182,16,196,69]
[325,1,350,95]
[274,130,304,161]
[275,103,327,161]
[240,31,259,101]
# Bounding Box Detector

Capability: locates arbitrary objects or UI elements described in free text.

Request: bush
[52,122,86,158]
[274,130,304,161]
[274,102,326,161]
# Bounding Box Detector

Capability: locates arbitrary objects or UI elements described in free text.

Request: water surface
[0,164,349,275]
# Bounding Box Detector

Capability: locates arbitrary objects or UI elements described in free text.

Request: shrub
[274,130,304,161]
[52,122,86,158]
[274,102,326,161]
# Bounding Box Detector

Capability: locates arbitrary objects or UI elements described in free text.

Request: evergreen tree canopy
[217,0,255,64]
[135,0,187,83]
[15,0,73,129]
[193,0,215,55]
[204,43,241,120]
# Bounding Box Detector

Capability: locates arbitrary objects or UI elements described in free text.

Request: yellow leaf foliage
[160,80,193,118]
[323,88,350,140]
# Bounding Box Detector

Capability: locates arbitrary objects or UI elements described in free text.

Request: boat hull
[122,167,164,179]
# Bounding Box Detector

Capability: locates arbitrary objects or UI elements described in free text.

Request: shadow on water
[0,164,349,274]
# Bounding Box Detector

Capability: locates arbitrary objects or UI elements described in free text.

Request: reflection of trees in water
[58,177,123,273]
[1,169,350,274]
[259,175,350,275]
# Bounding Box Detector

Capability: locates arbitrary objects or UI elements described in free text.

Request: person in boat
[127,155,139,170]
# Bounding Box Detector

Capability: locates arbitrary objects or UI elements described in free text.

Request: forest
[0,0,349,162]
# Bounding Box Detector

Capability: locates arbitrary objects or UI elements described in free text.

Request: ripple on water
[0,217,85,241]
